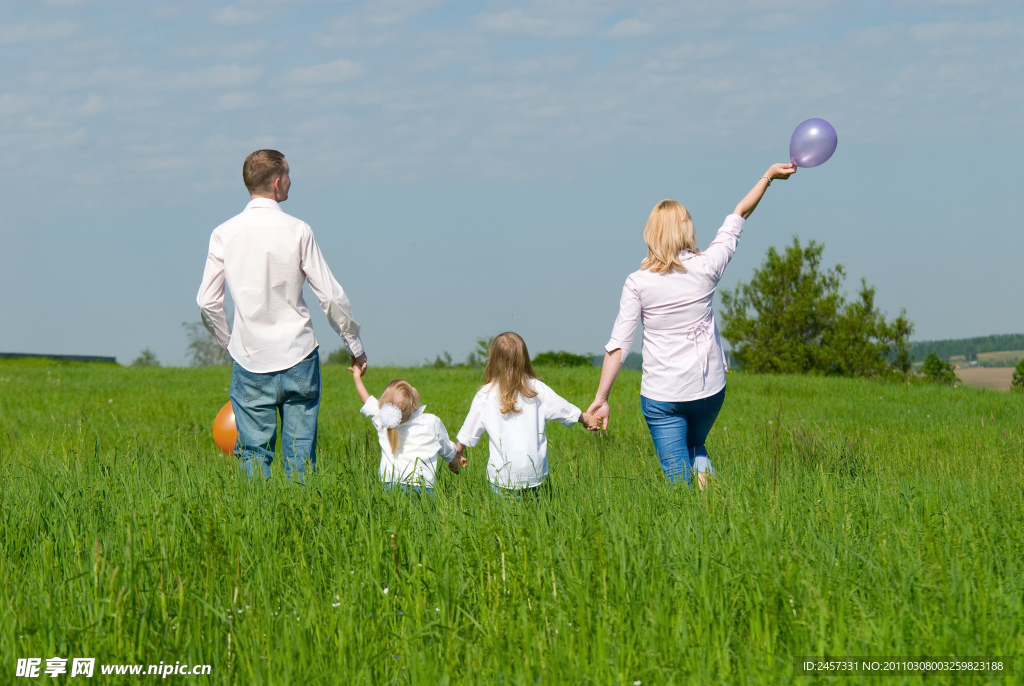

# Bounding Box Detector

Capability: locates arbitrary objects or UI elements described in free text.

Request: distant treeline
[0,352,118,364]
[589,337,1024,369]
[909,334,1024,362]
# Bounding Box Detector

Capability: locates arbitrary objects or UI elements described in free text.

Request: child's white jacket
[361,396,457,489]
[456,380,581,489]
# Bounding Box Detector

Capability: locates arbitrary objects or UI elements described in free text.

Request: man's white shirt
[197,197,362,373]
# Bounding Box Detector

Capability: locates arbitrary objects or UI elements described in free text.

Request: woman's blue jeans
[230,349,320,481]
[641,386,726,486]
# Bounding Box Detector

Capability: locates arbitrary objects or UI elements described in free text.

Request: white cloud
[215,90,261,110]
[169,64,264,90]
[284,59,365,86]
[213,5,269,26]
[78,95,102,114]
[0,94,39,117]
[909,19,1023,42]
[176,39,270,62]
[475,8,596,38]
[361,0,448,27]
[607,18,655,38]
[0,20,78,46]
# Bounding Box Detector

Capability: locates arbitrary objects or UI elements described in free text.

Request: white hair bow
[378,403,403,429]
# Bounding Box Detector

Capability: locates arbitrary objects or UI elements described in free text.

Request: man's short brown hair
[242,149,287,193]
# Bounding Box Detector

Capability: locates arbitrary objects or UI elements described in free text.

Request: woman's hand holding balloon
[735,162,797,219]
[766,162,797,181]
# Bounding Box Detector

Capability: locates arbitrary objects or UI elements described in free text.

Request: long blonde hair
[484,332,538,415]
[640,199,700,273]
[379,379,416,453]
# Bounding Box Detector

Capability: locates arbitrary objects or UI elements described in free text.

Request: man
[197,149,366,480]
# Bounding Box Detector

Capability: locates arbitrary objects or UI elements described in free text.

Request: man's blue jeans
[230,349,320,481]
[641,387,726,486]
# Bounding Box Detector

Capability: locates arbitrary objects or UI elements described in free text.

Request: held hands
[350,352,368,375]
[449,445,468,474]
[579,411,603,432]
[348,357,371,403]
[585,399,610,431]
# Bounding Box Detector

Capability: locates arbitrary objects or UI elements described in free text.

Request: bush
[1013,359,1024,391]
[182,322,231,367]
[921,352,957,385]
[720,238,912,377]
[532,351,593,368]
[428,352,455,368]
[130,348,160,368]
[325,348,354,365]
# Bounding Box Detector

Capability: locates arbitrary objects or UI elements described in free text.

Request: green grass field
[2,359,1023,684]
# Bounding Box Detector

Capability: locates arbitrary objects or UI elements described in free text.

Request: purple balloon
[789,118,837,168]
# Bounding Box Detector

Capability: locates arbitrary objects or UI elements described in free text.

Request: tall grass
[1,360,1022,684]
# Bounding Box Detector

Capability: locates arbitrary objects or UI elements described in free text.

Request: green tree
[466,337,493,369]
[532,351,593,367]
[325,348,353,365]
[182,322,232,367]
[921,351,957,385]
[1012,359,1024,391]
[428,351,455,368]
[130,348,160,367]
[720,238,913,376]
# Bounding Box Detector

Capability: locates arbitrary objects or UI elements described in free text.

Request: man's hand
[448,459,460,474]
[350,352,368,374]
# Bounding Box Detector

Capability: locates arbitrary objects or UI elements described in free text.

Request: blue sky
[1,0,1021,366]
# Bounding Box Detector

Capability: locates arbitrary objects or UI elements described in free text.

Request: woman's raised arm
[733,162,797,219]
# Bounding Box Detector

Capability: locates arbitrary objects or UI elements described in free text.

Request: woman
[587,162,797,487]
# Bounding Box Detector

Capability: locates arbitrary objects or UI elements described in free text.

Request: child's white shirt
[456,379,581,489]
[361,396,457,489]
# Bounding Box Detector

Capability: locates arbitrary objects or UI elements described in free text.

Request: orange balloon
[212,401,238,455]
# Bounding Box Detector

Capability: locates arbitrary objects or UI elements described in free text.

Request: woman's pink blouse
[605,214,744,402]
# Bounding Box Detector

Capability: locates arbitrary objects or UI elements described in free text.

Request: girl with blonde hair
[349,366,459,494]
[589,162,797,488]
[455,332,601,496]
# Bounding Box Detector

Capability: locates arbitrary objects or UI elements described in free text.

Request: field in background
[956,367,1015,391]
[2,360,1023,684]
[976,350,1024,367]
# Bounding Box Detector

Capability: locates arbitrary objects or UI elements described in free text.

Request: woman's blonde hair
[484,332,538,415]
[640,199,700,273]
[379,379,416,453]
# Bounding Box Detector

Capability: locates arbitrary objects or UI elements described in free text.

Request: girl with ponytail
[349,365,460,494]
